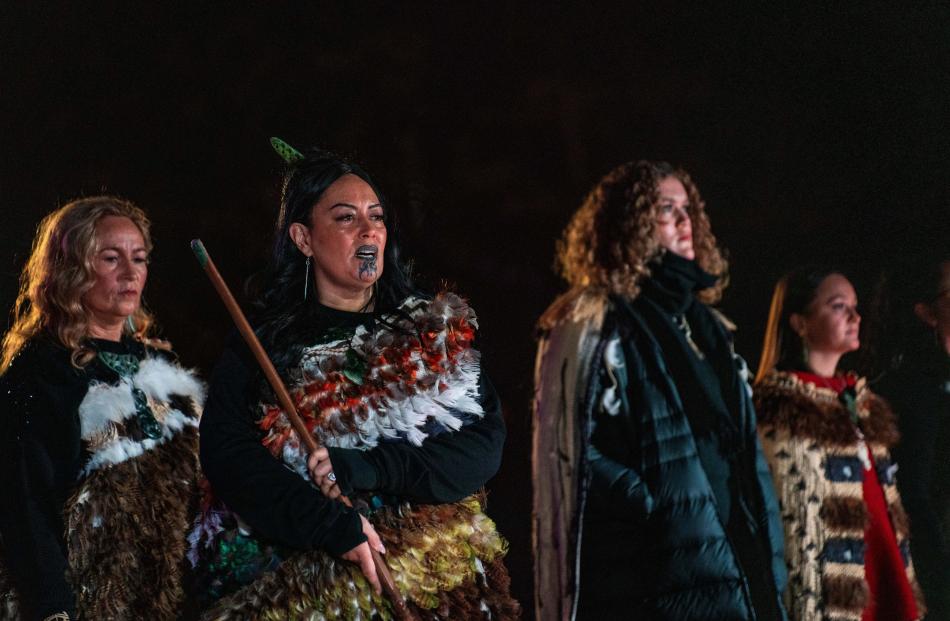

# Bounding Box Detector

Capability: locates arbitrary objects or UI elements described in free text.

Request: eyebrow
[329,203,383,210]
[99,246,148,253]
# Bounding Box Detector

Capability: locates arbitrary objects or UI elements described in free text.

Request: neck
[806,350,841,378]
[317,286,374,313]
[87,319,125,342]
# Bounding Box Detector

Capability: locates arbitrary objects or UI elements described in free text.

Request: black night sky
[2,4,948,614]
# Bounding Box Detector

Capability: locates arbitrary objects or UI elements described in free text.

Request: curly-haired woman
[0,197,204,620]
[533,161,787,620]
[754,267,925,621]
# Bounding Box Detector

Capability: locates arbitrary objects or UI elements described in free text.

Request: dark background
[2,4,948,615]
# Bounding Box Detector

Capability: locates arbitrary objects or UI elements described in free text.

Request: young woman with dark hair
[754,267,925,621]
[533,160,787,620]
[194,144,519,619]
[865,255,950,619]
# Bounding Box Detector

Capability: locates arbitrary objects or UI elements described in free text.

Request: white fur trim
[78,355,205,475]
[133,356,206,408]
[80,356,205,438]
[81,409,198,475]
[79,379,137,436]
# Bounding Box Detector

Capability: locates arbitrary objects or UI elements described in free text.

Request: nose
[359,216,378,239]
[119,257,139,281]
[675,206,690,226]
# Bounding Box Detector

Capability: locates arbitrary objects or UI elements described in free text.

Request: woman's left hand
[308,447,342,499]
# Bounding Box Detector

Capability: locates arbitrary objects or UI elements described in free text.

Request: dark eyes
[830,302,858,314]
[658,203,689,214]
[335,212,385,223]
[101,254,149,264]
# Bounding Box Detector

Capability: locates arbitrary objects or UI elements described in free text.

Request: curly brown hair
[557,160,728,303]
[1,196,162,371]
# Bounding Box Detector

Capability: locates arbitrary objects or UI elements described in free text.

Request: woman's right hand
[341,514,386,595]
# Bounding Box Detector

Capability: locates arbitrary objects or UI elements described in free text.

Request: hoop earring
[303,256,311,300]
[126,315,136,334]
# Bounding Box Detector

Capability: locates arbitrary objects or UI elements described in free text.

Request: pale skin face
[289,174,387,312]
[790,273,861,377]
[654,176,695,260]
[914,260,950,354]
[82,215,149,341]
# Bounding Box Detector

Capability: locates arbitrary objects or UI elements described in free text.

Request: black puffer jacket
[576,296,787,620]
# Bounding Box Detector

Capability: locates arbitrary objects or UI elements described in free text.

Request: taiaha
[189,239,418,621]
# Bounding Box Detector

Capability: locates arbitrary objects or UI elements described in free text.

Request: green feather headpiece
[270,136,304,164]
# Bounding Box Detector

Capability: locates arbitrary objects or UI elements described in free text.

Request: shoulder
[2,335,82,390]
[753,370,852,445]
[390,291,479,329]
[0,336,87,433]
[537,287,608,335]
[854,380,899,448]
[754,371,898,447]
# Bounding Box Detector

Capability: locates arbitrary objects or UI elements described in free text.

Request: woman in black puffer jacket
[533,160,787,621]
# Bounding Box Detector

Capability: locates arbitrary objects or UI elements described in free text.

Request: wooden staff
[190,239,417,621]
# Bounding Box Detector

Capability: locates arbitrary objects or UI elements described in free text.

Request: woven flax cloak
[755,370,926,621]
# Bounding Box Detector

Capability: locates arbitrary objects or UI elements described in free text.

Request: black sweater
[0,336,155,620]
[199,303,507,558]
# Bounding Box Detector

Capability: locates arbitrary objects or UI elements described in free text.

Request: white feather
[276,295,486,479]
[78,357,204,474]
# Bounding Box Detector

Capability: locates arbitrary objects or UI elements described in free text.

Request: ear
[914,302,937,328]
[789,313,807,338]
[288,223,313,257]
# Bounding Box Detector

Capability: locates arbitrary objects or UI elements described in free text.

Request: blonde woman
[0,197,204,620]
[754,266,925,621]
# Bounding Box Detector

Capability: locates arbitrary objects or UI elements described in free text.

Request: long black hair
[755,265,844,383]
[253,147,417,377]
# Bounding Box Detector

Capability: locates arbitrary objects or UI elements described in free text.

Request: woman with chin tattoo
[193,140,519,619]
[533,161,787,620]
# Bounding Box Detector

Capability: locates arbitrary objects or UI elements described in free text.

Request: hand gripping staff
[190,239,417,621]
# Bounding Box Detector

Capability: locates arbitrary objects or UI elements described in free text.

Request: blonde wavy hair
[1,196,160,371]
[557,160,728,303]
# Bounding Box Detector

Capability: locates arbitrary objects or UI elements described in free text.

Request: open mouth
[355,245,378,260]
